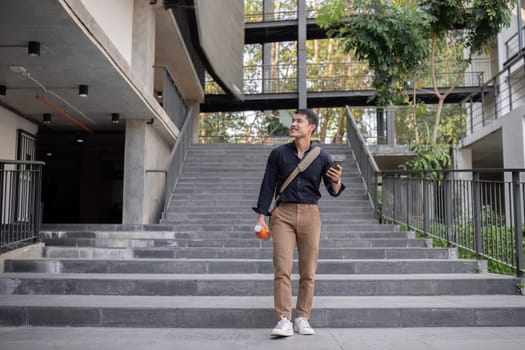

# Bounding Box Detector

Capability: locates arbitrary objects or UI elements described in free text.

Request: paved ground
[1,327,525,350]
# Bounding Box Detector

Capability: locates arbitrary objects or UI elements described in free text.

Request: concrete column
[376,108,385,144]
[454,146,473,180]
[262,0,273,93]
[191,105,200,144]
[131,0,156,93]
[502,111,525,226]
[503,112,525,177]
[297,0,307,108]
[386,107,396,145]
[122,120,147,224]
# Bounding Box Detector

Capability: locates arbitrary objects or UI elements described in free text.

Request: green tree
[318,0,514,144]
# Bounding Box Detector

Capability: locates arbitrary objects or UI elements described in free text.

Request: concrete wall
[144,124,171,223]
[502,109,525,171]
[122,120,171,224]
[80,0,134,64]
[0,106,38,160]
[131,0,155,93]
[194,0,244,100]
[453,147,473,180]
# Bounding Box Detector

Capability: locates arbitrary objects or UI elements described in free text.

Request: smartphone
[331,160,343,169]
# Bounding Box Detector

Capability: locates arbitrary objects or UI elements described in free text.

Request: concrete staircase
[0,143,524,328]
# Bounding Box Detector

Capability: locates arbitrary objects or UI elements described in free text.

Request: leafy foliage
[403,142,451,171]
[467,0,515,54]
[317,0,514,143]
[320,1,432,105]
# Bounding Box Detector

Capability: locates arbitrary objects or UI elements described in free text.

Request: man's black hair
[295,108,319,132]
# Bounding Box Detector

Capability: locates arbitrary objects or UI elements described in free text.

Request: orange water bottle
[254,224,270,241]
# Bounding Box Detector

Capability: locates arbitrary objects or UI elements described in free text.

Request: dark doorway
[38,131,124,223]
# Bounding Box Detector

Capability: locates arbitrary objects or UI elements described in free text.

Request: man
[253,109,345,337]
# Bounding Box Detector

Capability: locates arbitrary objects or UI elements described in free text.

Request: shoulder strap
[277,146,321,196]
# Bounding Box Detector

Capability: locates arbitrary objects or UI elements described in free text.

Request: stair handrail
[0,159,45,252]
[162,106,194,215]
[345,106,380,218]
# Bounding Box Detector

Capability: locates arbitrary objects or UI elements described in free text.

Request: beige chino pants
[270,203,321,320]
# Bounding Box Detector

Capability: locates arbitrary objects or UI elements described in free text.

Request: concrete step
[166,199,373,209]
[40,238,430,249]
[39,230,415,240]
[164,207,374,216]
[0,273,519,296]
[162,213,378,223]
[167,200,373,209]
[160,223,396,233]
[40,224,175,231]
[3,258,484,274]
[40,247,453,260]
[1,294,524,327]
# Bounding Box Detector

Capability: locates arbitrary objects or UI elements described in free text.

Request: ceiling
[470,129,503,168]
[0,0,157,132]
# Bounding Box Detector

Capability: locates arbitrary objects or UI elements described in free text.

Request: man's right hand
[256,214,268,231]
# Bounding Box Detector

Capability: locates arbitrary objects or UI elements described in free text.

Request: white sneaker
[271,316,294,337]
[294,317,315,335]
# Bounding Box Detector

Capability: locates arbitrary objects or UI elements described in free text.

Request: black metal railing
[244,8,319,22]
[345,106,380,215]
[381,169,525,277]
[162,106,193,214]
[161,67,189,129]
[1,159,44,251]
[461,51,525,139]
[346,104,464,146]
[504,25,525,62]
[207,60,490,95]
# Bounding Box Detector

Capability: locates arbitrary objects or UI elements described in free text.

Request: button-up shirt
[253,142,345,216]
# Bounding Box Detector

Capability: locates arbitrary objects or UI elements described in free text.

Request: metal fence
[207,60,490,95]
[244,9,319,22]
[0,159,44,251]
[381,169,525,277]
[345,103,524,277]
[461,52,525,138]
[345,106,380,215]
[162,107,194,214]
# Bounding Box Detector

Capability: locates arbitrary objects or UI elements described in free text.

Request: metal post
[512,171,524,277]
[508,72,513,112]
[494,76,499,120]
[517,0,523,53]
[297,0,307,108]
[423,175,429,236]
[386,107,396,145]
[481,84,486,127]
[406,174,411,228]
[374,172,379,219]
[472,171,483,259]
[444,171,454,247]
[377,108,385,144]
[392,174,397,221]
[469,97,473,134]
[262,0,273,93]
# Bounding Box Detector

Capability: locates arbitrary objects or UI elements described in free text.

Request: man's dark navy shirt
[253,142,345,216]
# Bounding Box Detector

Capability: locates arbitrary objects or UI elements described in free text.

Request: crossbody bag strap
[277,146,321,197]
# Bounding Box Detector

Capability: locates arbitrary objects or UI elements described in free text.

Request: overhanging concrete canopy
[0,0,173,140]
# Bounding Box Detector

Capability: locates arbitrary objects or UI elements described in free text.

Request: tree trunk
[432,95,445,144]
[333,111,345,144]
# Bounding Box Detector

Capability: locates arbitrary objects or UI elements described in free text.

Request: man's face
[290,113,316,138]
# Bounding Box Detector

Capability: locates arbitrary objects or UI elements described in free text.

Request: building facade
[458,4,525,179]
[0,0,244,225]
